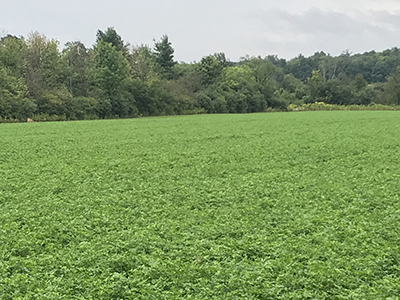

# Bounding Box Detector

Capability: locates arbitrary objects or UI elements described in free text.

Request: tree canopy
[2,28,400,122]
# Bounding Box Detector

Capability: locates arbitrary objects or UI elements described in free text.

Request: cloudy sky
[2,0,400,62]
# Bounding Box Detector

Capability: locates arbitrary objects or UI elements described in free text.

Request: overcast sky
[2,0,400,62]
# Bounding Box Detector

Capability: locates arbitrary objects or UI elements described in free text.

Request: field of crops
[1,111,400,299]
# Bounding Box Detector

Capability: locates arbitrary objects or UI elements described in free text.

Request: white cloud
[2,0,400,61]
[248,8,400,58]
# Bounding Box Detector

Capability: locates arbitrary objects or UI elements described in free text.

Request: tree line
[2,27,400,122]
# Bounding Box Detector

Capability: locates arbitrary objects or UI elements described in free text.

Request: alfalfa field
[1,111,400,299]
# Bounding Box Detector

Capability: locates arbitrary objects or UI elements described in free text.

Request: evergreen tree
[154,35,176,80]
[96,27,125,53]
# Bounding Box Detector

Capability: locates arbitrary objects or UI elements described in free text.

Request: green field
[1,111,400,299]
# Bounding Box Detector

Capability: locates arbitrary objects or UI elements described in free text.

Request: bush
[32,113,68,122]
[287,102,400,111]
[0,116,20,123]
[181,108,206,115]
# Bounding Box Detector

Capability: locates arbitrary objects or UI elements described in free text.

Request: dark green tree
[35,86,71,116]
[0,67,36,120]
[0,35,27,78]
[89,40,135,118]
[198,55,223,85]
[213,52,233,67]
[128,79,159,116]
[62,41,90,97]
[384,67,400,105]
[63,96,99,120]
[322,79,352,105]
[284,54,316,82]
[153,35,176,80]
[96,27,126,53]
[352,73,368,92]
[307,70,325,102]
[266,55,286,69]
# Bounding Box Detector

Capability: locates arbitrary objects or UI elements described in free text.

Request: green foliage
[273,88,297,108]
[306,71,354,105]
[160,80,199,115]
[240,56,287,108]
[153,35,176,80]
[284,54,316,81]
[31,113,68,122]
[352,74,368,92]
[198,55,223,85]
[91,40,130,96]
[128,45,157,82]
[128,78,160,116]
[220,65,254,91]
[287,101,400,111]
[216,65,267,113]
[282,49,400,83]
[306,70,325,102]
[89,40,135,118]
[196,87,228,113]
[241,56,284,85]
[2,112,400,298]
[384,67,400,105]
[0,67,36,120]
[62,41,90,97]
[175,63,203,93]
[4,29,400,121]
[212,52,233,67]
[351,85,377,105]
[24,32,64,98]
[61,96,98,120]
[96,27,126,53]
[0,35,27,78]
[35,86,72,116]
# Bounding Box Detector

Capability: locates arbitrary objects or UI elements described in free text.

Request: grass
[1,111,400,299]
